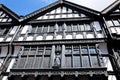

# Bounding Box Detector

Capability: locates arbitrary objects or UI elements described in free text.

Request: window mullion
[87,45,92,67]
[32,46,38,69]
[71,45,74,68]
[41,46,45,68]
[23,46,30,69]
[79,45,82,67]
[16,47,24,68]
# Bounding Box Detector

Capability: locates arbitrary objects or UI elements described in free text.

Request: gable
[22,0,100,22]
[35,6,88,20]
[0,10,13,22]
[0,4,19,23]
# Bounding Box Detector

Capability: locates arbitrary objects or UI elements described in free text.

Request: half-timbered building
[0,0,119,80]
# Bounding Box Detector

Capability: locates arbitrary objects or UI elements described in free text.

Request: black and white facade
[0,0,119,80]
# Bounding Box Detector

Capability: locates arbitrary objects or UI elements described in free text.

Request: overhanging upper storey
[21,0,100,23]
[0,4,20,25]
[102,0,120,39]
[102,0,120,17]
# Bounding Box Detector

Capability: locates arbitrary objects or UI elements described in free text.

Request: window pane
[91,56,99,67]
[89,48,96,54]
[45,47,51,55]
[73,46,79,54]
[77,24,81,31]
[85,24,91,31]
[65,56,72,67]
[43,26,48,33]
[82,56,90,67]
[81,47,88,54]
[30,47,36,55]
[49,26,54,32]
[67,25,72,31]
[72,25,78,31]
[17,57,26,68]
[80,25,84,31]
[36,26,42,33]
[33,57,42,69]
[93,21,101,31]
[37,47,44,55]
[65,46,72,54]
[73,56,81,67]
[23,47,29,55]
[25,57,34,68]
[43,56,50,68]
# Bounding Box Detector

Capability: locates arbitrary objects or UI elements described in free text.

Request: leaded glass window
[64,44,100,68]
[82,56,90,67]
[15,46,52,69]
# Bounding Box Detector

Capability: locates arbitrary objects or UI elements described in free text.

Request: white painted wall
[18,37,24,41]
[56,35,62,40]
[36,36,43,40]
[46,35,53,40]
[86,34,94,38]
[103,57,113,71]
[26,36,33,41]
[76,34,83,39]
[0,59,4,67]
[66,35,72,39]
[21,25,29,34]
[6,58,15,72]
[0,37,4,42]
[2,76,8,80]
[9,26,18,35]
[6,37,12,42]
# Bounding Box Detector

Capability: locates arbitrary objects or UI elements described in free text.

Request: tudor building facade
[0,0,119,80]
